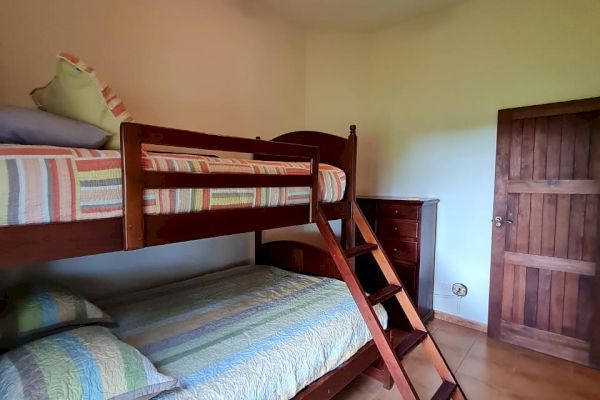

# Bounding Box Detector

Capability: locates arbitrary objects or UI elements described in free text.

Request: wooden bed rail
[120,122,321,250]
[255,125,358,250]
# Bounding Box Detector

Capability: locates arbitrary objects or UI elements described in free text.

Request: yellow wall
[0,0,305,136]
[305,0,600,323]
[2,0,598,320]
[0,0,306,297]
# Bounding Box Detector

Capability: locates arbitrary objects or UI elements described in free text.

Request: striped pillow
[31,52,132,150]
[0,326,180,400]
[0,285,113,347]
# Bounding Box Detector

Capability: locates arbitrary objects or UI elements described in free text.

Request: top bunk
[0,122,357,267]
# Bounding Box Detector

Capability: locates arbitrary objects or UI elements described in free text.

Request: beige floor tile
[336,320,600,400]
[429,320,480,371]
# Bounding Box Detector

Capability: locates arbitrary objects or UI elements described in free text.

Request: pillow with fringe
[31,52,132,150]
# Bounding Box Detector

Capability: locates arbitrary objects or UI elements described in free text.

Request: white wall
[2,0,599,322]
[0,0,307,298]
[304,0,600,323]
[0,236,249,300]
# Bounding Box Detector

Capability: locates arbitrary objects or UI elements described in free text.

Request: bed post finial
[349,125,357,136]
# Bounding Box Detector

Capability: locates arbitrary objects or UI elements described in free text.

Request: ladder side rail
[352,201,467,400]
[315,207,419,400]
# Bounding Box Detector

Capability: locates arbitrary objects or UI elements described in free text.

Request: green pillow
[0,284,114,347]
[0,326,181,400]
[31,52,132,149]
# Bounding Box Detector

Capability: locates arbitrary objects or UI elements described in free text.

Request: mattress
[100,265,388,400]
[0,145,346,226]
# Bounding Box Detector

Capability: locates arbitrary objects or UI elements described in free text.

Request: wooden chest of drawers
[355,196,438,328]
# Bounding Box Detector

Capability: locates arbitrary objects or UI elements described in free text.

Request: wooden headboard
[256,240,342,280]
[254,126,357,203]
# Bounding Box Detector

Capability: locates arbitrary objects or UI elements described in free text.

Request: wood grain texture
[504,252,595,275]
[0,218,122,268]
[499,320,591,367]
[563,117,590,338]
[515,119,534,325]
[506,97,600,120]
[592,116,600,367]
[507,179,600,194]
[351,202,466,399]
[539,117,561,330]
[355,198,438,328]
[490,98,599,367]
[144,202,348,247]
[318,204,419,400]
[508,119,524,326]
[257,240,342,280]
[121,123,145,250]
[524,118,547,327]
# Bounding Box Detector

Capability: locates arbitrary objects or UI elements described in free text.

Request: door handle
[493,216,513,227]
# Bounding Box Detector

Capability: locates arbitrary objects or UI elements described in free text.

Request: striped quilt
[0,145,346,226]
[100,265,388,400]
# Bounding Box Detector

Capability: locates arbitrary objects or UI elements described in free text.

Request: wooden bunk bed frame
[0,122,463,399]
[0,123,356,267]
[0,122,395,398]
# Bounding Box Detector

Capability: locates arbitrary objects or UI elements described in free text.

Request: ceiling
[255,0,461,32]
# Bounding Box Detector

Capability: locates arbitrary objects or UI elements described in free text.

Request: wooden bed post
[341,125,357,252]
[121,123,145,250]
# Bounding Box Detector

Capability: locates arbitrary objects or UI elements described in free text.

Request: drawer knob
[393,248,398,252]
[394,226,398,231]
[394,210,399,214]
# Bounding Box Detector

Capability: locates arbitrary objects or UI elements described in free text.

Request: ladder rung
[395,329,428,359]
[431,380,457,400]
[344,243,378,258]
[368,284,402,305]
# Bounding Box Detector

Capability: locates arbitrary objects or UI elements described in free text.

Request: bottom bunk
[98,263,388,400]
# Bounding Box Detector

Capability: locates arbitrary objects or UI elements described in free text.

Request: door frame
[488,96,600,367]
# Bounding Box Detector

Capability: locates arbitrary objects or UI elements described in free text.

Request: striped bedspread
[0,145,346,226]
[100,265,388,400]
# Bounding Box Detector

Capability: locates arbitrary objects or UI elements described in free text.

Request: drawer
[380,238,418,263]
[377,219,419,239]
[378,203,419,220]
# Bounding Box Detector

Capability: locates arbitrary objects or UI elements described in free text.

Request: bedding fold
[101,265,387,400]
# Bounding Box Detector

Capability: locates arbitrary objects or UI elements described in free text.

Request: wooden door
[488,97,600,368]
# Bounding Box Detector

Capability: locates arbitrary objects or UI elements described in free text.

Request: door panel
[489,98,600,368]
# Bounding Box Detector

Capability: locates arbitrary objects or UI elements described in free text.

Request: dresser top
[357,195,439,204]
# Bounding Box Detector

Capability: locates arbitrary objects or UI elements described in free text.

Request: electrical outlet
[452,283,468,297]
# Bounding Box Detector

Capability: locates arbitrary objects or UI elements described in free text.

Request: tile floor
[335,319,600,400]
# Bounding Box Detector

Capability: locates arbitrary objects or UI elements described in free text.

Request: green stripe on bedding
[0,286,113,347]
[105,265,388,400]
[0,326,180,400]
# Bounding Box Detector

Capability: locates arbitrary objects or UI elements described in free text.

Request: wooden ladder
[315,201,466,400]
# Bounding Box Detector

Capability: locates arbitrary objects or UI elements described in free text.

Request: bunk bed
[0,123,398,399]
[0,122,464,399]
[0,123,356,266]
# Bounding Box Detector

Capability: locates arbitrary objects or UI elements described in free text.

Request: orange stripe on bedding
[0,147,73,156]
[75,157,121,172]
